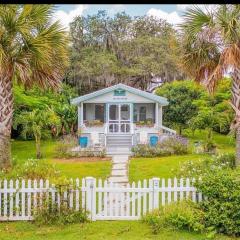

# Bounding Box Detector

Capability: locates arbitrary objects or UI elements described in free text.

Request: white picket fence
[0,177,202,221]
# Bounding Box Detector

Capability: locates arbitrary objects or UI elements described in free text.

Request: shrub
[55,134,77,158]
[177,153,235,178]
[34,201,89,225]
[203,139,217,153]
[132,136,188,157]
[142,200,204,234]
[0,158,61,180]
[195,169,240,236]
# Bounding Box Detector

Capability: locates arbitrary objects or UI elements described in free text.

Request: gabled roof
[71,83,168,106]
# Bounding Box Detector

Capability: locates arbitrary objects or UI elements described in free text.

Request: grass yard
[11,140,111,180]
[129,129,235,182]
[0,221,234,240]
[129,154,208,181]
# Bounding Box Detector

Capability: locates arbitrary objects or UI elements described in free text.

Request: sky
[53,4,212,30]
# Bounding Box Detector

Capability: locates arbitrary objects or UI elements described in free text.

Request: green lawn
[11,140,111,180]
[129,154,208,181]
[0,221,234,240]
[129,129,235,182]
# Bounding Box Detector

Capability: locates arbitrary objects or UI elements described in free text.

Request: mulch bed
[53,157,111,163]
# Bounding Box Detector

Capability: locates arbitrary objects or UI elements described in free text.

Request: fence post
[85,177,96,221]
[152,178,160,209]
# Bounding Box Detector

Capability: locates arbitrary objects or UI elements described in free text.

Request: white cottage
[71,83,176,154]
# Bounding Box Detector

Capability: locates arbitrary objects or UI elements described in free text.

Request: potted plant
[78,127,88,148]
[85,120,104,127]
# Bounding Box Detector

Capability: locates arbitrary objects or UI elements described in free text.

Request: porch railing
[105,122,134,134]
[159,125,176,135]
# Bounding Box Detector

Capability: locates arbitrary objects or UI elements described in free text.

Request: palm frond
[0,4,69,90]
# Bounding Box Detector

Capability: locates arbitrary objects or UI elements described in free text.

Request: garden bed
[53,157,111,163]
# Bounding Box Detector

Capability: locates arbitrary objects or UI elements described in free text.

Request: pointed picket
[75,178,80,211]
[167,179,172,204]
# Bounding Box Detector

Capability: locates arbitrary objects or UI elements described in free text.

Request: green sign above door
[114,89,126,96]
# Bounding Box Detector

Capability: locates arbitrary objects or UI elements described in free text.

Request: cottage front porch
[76,102,176,154]
[71,83,176,154]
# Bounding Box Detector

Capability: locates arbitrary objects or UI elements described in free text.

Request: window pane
[109,105,119,120]
[139,106,146,121]
[95,104,104,122]
[121,104,130,120]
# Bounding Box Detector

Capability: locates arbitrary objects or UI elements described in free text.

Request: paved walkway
[108,155,129,186]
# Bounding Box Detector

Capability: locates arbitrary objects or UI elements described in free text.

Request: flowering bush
[0,158,61,180]
[177,153,235,178]
[55,134,78,158]
[132,136,188,157]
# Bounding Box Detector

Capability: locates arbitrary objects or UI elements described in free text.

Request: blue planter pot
[150,136,158,147]
[79,136,88,148]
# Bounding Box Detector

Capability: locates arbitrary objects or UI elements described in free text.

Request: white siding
[84,90,154,103]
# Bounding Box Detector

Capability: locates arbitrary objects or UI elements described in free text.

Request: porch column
[78,102,84,129]
[158,104,162,127]
[155,103,159,128]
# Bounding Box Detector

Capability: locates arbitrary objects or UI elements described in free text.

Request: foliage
[13,108,61,158]
[0,5,69,88]
[84,120,104,127]
[71,147,106,158]
[13,84,78,137]
[66,11,184,94]
[142,200,204,234]
[188,78,234,137]
[202,139,217,153]
[135,119,154,127]
[156,80,202,134]
[34,202,89,226]
[180,5,240,164]
[54,135,78,158]
[132,136,188,157]
[195,170,240,236]
[0,158,61,180]
[177,153,236,178]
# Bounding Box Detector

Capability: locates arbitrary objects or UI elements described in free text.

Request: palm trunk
[230,69,240,166]
[0,73,13,169]
[35,136,41,159]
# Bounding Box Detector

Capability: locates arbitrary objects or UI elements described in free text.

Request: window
[139,106,146,121]
[120,104,130,120]
[133,105,138,122]
[83,104,86,121]
[95,104,104,122]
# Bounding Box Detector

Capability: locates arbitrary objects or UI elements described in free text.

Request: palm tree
[180,5,240,165]
[14,108,61,158]
[0,5,69,168]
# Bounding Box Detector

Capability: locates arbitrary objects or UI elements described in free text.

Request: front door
[108,104,131,133]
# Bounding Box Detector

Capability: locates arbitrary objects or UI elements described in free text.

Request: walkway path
[108,155,129,186]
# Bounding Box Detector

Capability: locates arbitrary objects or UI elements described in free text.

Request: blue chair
[79,136,88,148]
[150,136,158,147]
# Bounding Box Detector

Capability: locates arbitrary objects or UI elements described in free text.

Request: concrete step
[111,169,127,176]
[112,163,127,170]
[108,176,128,183]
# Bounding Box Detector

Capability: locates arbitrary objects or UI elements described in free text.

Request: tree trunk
[0,72,13,169]
[36,138,41,159]
[230,69,240,166]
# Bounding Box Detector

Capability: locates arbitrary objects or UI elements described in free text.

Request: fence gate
[85,177,202,221]
[0,177,202,221]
